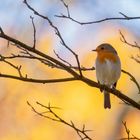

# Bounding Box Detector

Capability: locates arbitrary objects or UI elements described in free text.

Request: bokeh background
[0,0,140,140]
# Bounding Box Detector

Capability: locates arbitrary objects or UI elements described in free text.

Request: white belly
[95,58,121,86]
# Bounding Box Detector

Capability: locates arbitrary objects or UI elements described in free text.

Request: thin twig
[120,121,140,140]
[119,12,129,19]
[55,7,140,25]
[131,56,140,64]
[0,54,23,77]
[122,121,130,140]
[121,69,140,94]
[0,29,79,77]
[23,0,83,77]
[0,73,77,83]
[60,0,70,17]
[53,50,72,66]
[0,28,140,109]
[2,50,140,94]
[120,30,140,49]
[27,101,92,140]
[0,2,139,110]
[30,16,36,49]
[120,31,140,74]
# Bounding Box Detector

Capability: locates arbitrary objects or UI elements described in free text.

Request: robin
[92,43,121,109]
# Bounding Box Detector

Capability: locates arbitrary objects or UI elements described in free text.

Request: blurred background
[0,0,140,140]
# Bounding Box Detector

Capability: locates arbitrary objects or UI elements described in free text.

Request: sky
[0,0,140,140]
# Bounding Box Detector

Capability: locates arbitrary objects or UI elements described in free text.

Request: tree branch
[121,69,140,94]
[23,0,83,77]
[30,16,36,49]
[81,77,140,110]
[120,30,140,64]
[0,28,140,110]
[0,54,23,77]
[120,31,140,49]
[0,28,79,77]
[55,1,140,25]
[53,50,72,67]
[120,121,140,140]
[131,56,140,64]
[27,101,92,140]
[0,0,139,113]
[0,1,140,139]
[0,73,77,83]
[60,0,70,17]
[56,14,140,25]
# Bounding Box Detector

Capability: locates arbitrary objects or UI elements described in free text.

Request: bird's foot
[100,84,106,92]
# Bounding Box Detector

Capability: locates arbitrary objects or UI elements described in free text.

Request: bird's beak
[92,49,97,52]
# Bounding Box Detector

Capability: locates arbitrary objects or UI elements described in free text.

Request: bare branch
[2,53,63,70]
[0,0,139,112]
[0,28,140,110]
[81,77,140,110]
[60,0,70,17]
[1,1,140,139]
[120,121,140,140]
[3,41,140,96]
[120,31,140,66]
[119,12,129,19]
[56,1,140,26]
[123,121,130,140]
[27,101,60,122]
[0,29,79,77]
[30,16,36,49]
[53,50,72,66]
[69,66,140,95]
[120,30,140,49]
[0,54,24,77]
[23,0,83,77]
[0,73,77,83]
[121,69,140,94]
[2,51,140,96]
[55,10,140,25]
[27,101,92,140]
[131,56,140,64]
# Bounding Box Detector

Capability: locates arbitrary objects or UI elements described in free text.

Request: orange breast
[97,52,118,63]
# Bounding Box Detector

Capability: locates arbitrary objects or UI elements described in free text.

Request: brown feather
[97,52,118,63]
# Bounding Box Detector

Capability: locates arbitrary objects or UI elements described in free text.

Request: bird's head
[92,43,117,54]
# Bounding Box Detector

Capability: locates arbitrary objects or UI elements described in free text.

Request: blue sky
[0,0,140,54]
[0,0,140,28]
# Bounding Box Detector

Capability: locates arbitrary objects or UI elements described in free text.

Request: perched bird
[93,43,121,109]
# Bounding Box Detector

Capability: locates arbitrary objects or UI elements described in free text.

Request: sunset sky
[0,0,140,140]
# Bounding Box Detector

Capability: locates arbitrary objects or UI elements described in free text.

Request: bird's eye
[101,47,104,50]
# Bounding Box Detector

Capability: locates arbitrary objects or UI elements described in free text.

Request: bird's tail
[103,90,111,109]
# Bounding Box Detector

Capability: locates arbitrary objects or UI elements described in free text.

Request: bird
[92,43,121,109]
